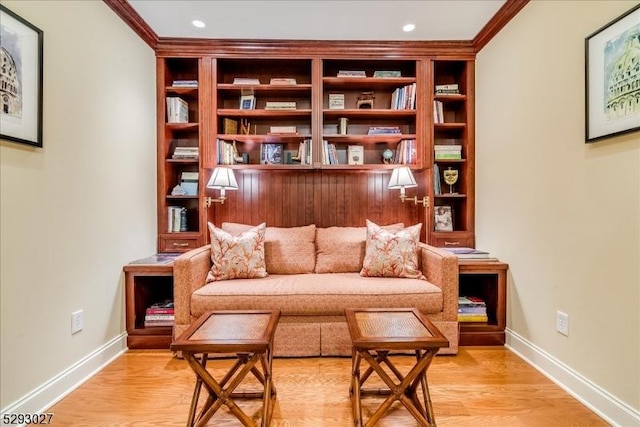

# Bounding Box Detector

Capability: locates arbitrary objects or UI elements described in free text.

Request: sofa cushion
[360,220,424,280]
[191,273,443,317]
[315,223,405,273]
[222,223,316,274]
[205,222,268,282]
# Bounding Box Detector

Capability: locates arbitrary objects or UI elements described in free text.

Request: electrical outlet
[556,311,569,336]
[71,309,84,335]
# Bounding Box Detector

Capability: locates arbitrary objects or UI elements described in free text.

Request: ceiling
[127,0,508,41]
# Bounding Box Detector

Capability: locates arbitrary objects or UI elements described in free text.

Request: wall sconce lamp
[205,167,238,208]
[388,166,429,207]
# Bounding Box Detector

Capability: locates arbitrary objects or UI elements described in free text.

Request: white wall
[476,0,639,423]
[0,0,156,411]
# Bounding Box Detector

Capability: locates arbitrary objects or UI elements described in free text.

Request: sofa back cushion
[315,223,404,273]
[206,222,268,282]
[222,223,316,274]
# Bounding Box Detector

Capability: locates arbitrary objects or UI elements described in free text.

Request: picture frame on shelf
[0,5,43,148]
[585,4,640,143]
[434,206,453,232]
[239,94,256,110]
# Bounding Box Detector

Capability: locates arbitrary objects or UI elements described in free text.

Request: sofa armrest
[173,245,211,326]
[419,243,459,321]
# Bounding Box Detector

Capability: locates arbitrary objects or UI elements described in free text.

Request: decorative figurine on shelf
[171,184,186,196]
[240,118,256,135]
[382,148,394,164]
[443,167,459,194]
[356,91,375,109]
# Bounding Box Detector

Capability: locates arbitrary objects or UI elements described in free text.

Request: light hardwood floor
[47,347,607,426]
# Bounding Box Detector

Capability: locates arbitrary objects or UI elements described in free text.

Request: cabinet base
[460,331,505,346]
[127,334,172,350]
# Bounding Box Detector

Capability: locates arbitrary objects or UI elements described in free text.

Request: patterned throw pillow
[206,222,268,282]
[360,220,424,279]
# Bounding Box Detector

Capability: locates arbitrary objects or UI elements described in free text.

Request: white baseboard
[1,333,127,420]
[506,328,640,427]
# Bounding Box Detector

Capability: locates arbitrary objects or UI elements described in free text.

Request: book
[180,171,198,195]
[373,70,401,78]
[166,97,189,123]
[347,145,364,165]
[171,80,198,87]
[172,147,199,159]
[337,70,366,77]
[265,101,296,110]
[269,125,297,134]
[328,94,345,110]
[223,118,238,134]
[233,77,260,85]
[443,247,493,259]
[269,78,297,85]
[457,313,488,322]
[129,253,179,265]
[367,126,401,135]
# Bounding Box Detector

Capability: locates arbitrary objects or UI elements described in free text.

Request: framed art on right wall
[585,4,640,143]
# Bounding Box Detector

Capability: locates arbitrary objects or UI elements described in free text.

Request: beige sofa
[173,223,459,356]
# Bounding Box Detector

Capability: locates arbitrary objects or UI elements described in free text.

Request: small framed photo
[260,143,283,165]
[239,94,256,110]
[585,4,640,143]
[434,206,453,232]
[0,5,43,147]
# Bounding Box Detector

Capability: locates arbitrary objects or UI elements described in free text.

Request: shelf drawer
[159,235,200,252]
[430,232,474,248]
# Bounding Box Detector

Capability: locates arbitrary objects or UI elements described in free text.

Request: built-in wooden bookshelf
[153,41,476,248]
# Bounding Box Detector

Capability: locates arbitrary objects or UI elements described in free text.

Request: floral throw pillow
[360,220,424,280]
[206,222,268,282]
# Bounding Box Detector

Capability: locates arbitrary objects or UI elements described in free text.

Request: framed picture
[0,5,43,147]
[239,94,256,110]
[434,206,453,232]
[260,143,283,165]
[585,4,640,143]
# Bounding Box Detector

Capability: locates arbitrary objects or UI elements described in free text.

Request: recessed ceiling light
[403,24,416,32]
[192,20,205,29]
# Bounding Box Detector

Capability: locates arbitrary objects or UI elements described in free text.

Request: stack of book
[458,296,488,322]
[166,97,189,123]
[233,77,260,85]
[367,126,401,135]
[269,78,297,85]
[322,140,339,165]
[265,101,296,110]
[337,70,366,77]
[171,80,198,88]
[180,172,198,195]
[435,83,460,95]
[144,300,174,327]
[442,247,498,261]
[172,146,199,159]
[434,144,462,159]
[217,139,241,165]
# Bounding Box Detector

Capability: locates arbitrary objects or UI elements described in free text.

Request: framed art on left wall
[0,5,43,147]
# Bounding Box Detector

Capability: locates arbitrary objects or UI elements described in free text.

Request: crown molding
[103,0,158,49]
[473,0,530,53]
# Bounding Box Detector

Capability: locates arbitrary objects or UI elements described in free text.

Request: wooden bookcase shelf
[153,41,476,249]
[458,260,508,346]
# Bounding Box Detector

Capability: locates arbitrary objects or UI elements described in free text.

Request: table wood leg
[350,349,363,426]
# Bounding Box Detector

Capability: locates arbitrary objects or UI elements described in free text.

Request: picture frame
[585,4,640,143]
[0,5,43,147]
[434,206,453,232]
[239,94,256,110]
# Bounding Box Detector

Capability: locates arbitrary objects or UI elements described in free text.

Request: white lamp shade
[206,167,239,190]
[388,166,417,190]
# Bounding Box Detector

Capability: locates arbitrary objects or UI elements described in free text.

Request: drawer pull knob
[173,243,189,247]
[444,241,461,246]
